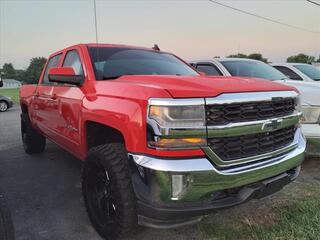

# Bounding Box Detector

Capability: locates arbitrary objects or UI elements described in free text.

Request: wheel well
[21,104,28,114]
[86,121,125,150]
[0,99,8,105]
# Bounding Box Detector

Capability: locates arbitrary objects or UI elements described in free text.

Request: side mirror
[48,67,84,85]
[198,71,206,76]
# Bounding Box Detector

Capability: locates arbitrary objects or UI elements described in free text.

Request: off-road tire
[21,113,46,154]
[82,143,137,240]
[0,193,14,240]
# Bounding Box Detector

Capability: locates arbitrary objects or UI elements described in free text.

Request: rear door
[50,48,85,154]
[34,54,62,137]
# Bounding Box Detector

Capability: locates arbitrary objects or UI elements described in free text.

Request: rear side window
[294,64,320,81]
[273,66,303,81]
[42,54,62,84]
[63,50,84,75]
[196,64,222,76]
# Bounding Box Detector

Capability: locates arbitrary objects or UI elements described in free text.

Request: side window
[273,66,303,81]
[42,54,62,84]
[63,50,84,75]
[196,64,222,76]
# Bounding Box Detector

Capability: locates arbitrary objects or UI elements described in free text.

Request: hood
[275,80,320,106]
[115,75,297,98]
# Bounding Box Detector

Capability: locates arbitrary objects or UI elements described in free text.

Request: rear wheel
[0,101,8,112]
[82,143,137,240]
[21,113,46,154]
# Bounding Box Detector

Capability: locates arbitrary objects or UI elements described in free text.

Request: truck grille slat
[208,126,296,161]
[206,98,295,126]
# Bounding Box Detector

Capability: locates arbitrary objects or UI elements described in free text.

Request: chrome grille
[206,98,295,126]
[208,126,296,161]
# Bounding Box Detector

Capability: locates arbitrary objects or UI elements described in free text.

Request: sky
[0,0,319,69]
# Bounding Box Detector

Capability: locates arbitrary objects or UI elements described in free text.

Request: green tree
[317,55,320,62]
[23,57,47,84]
[227,53,268,62]
[2,63,16,79]
[247,53,268,63]
[287,53,315,64]
[227,53,248,58]
[15,69,26,82]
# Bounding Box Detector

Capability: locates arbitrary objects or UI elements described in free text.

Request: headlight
[301,106,320,124]
[147,98,206,149]
[149,105,205,128]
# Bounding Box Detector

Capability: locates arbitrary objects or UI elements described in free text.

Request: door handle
[51,94,58,100]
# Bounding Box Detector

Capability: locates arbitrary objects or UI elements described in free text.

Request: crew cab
[20,44,305,240]
[191,58,320,157]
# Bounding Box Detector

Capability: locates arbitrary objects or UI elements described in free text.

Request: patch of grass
[0,88,20,103]
[195,184,320,240]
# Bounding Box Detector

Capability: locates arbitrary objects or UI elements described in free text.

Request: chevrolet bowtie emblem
[261,119,283,131]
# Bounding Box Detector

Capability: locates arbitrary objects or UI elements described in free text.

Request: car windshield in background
[294,64,320,81]
[88,47,199,80]
[220,60,287,80]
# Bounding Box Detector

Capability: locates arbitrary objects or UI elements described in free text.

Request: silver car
[271,63,320,82]
[190,58,320,157]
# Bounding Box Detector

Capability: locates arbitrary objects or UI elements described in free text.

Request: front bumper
[301,124,320,156]
[129,128,305,228]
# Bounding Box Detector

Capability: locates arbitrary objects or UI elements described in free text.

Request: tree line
[0,57,47,84]
[0,53,319,84]
[226,53,320,64]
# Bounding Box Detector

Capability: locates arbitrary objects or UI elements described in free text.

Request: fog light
[171,175,188,200]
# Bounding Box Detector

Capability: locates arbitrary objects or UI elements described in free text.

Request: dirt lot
[0,107,319,240]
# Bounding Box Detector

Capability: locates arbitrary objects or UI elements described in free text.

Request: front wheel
[82,143,137,240]
[0,101,8,112]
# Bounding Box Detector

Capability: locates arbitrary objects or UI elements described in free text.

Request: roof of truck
[48,43,166,59]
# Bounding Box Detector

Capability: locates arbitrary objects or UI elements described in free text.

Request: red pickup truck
[20,44,306,240]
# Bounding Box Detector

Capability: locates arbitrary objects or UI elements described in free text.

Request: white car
[271,63,320,82]
[190,58,320,156]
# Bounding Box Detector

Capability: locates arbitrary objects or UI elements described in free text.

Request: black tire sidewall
[82,143,137,240]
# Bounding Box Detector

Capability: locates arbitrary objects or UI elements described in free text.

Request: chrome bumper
[301,124,320,156]
[129,128,305,205]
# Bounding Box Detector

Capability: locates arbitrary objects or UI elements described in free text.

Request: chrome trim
[205,91,299,105]
[206,112,301,137]
[130,129,302,173]
[204,128,302,167]
[216,131,305,174]
[148,98,205,106]
[129,130,305,204]
[128,154,214,172]
[203,141,298,167]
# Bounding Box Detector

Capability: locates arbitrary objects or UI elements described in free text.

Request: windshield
[294,64,320,81]
[88,47,198,80]
[220,60,287,80]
